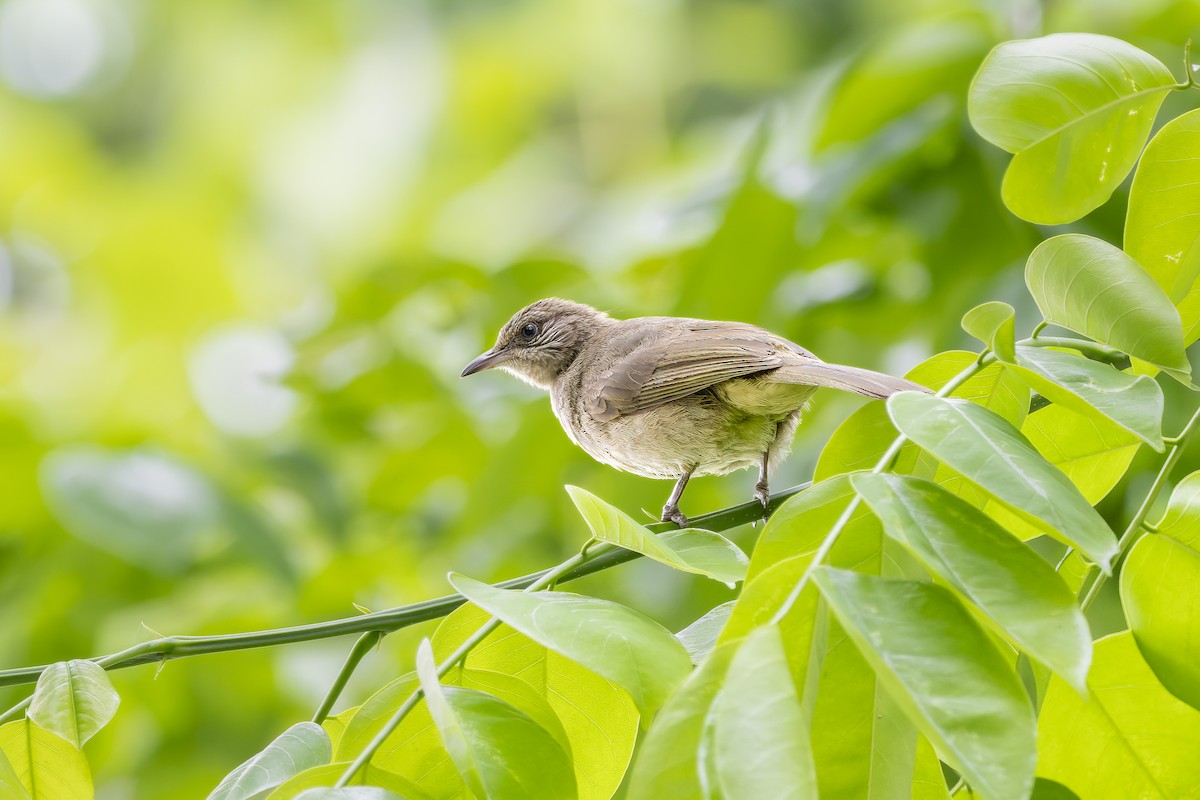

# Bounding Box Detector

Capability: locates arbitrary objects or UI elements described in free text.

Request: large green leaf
[812,568,1035,800]
[968,33,1175,224]
[0,719,92,800]
[708,624,818,800]
[269,764,428,800]
[27,660,120,749]
[430,603,637,800]
[1004,346,1163,450]
[295,790,405,800]
[1121,472,1200,711]
[209,722,333,800]
[1126,107,1200,345]
[1038,632,1200,798]
[816,352,1028,483]
[1025,234,1190,381]
[414,639,576,800]
[1019,403,1140,505]
[887,392,1117,570]
[448,574,691,720]
[852,474,1090,692]
[0,749,30,800]
[625,645,736,799]
[566,485,747,584]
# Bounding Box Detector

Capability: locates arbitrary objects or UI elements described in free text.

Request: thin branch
[1080,401,1200,611]
[0,482,812,697]
[313,631,383,725]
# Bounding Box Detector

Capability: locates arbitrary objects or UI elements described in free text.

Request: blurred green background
[2,0,1199,795]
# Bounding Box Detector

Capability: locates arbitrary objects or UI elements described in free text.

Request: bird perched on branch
[461,299,925,527]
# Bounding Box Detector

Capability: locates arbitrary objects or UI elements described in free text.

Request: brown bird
[461,299,925,527]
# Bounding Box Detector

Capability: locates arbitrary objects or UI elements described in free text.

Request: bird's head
[461,298,609,389]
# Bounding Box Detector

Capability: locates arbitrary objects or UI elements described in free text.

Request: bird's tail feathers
[771,362,928,400]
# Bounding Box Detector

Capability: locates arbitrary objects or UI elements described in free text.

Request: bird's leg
[661,470,693,528]
[754,450,771,512]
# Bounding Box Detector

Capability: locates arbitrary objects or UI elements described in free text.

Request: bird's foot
[753,482,770,512]
[661,505,688,528]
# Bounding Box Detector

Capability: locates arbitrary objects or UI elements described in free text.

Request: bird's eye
[520,322,539,338]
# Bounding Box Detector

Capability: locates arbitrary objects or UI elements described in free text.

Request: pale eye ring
[520,322,539,338]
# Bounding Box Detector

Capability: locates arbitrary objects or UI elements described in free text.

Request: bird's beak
[461,347,505,377]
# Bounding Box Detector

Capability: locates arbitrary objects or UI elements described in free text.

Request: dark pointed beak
[461,348,505,377]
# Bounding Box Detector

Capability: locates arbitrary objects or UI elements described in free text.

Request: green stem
[1015,336,1126,365]
[1176,38,1195,90]
[769,353,990,623]
[1080,402,1200,612]
[313,631,383,725]
[333,546,604,786]
[0,482,810,710]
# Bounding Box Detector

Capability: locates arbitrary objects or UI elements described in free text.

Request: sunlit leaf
[852,473,1090,692]
[0,748,30,800]
[209,722,332,800]
[430,603,637,800]
[1025,234,1190,382]
[625,645,736,799]
[709,624,818,800]
[1004,346,1163,450]
[1020,403,1140,505]
[448,575,691,719]
[1121,472,1200,711]
[28,660,120,749]
[1038,632,1200,798]
[675,602,734,664]
[566,485,747,584]
[968,33,1175,223]
[1126,107,1200,345]
[0,719,92,800]
[888,392,1117,570]
[961,301,1015,361]
[414,639,576,799]
[812,567,1036,800]
[817,352,1028,482]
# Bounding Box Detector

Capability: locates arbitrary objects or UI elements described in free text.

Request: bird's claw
[661,507,688,528]
[752,484,770,527]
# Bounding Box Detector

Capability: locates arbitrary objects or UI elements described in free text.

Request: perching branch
[0,481,811,702]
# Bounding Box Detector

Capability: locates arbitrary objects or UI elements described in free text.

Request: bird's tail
[771,361,929,400]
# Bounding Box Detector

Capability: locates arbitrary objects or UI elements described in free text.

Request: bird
[461,298,926,527]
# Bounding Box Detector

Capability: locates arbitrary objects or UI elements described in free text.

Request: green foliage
[5,6,1200,800]
[969,34,1176,224]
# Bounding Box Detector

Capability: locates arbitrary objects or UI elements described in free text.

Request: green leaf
[269,763,428,800]
[566,485,747,584]
[816,352,1028,483]
[812,567,1036,800]
[851,473,1090,693]
[209,722,333,800]
[1126,107,1200,345]
[962,301,1015,361]
[447,574,692,720]
[414,639,576,800]
[1005,346,1164,450]
[1121,472,1200,711]
[430,603,637,800]
[1038,632,1200,799]
[968,33,1175,224]
[887,392,1118,571]
[0,719,92,800]
[0,749,31,800]
[675,602,734,664]
[625,645,736,799]
[27,660,120,749]
[709,624,818,800]
[1020,403,1141,505]
[1024,234,1190,381]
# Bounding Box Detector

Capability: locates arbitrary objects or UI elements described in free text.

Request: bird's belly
[568,395,786,479]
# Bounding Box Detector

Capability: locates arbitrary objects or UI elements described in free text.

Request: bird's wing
[585,320,812,421]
